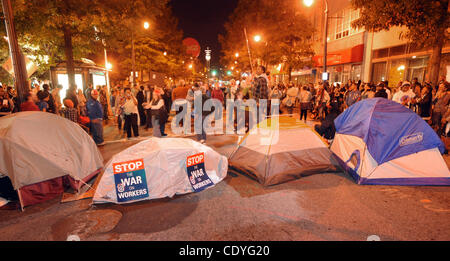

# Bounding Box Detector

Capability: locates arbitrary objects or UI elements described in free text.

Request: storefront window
[388,59,407,88]
[329,65,342,84]
[330,8,362,41]
[373,48,389,59]
[406,56,429,83]
[350,64,361,81]
[57,73,83,104]
[372,62,386,83]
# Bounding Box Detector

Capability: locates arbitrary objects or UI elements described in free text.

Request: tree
[351,0,450,86]
[106,1,189,82]
[1,0,181,90]
[219,0,315,81]
[8,0,109,90]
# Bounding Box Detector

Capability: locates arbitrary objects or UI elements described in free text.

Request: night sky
[169,0,239,67]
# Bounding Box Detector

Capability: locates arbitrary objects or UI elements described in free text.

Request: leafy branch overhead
[351,0,449,85]
[219,0,315,79]
[0,0,187,81]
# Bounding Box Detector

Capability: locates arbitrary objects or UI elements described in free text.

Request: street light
[163,51,167,56]
[106,62,112,70]
[303,0,329,81]
[131,21,150,87]
[254,35,261,42]
[303,0,314,7]
[235,52,239,58]
[205,47,211,82]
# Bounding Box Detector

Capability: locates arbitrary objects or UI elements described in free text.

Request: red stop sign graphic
[182,37,201,58]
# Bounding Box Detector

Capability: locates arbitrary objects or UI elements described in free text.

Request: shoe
[96,142,106,146]
[162,133,168,137]
[199,139,205,144]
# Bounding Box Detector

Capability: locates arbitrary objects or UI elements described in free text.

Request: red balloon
[182,37,201,58]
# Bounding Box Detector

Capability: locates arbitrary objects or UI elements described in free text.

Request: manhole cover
[52,209,122,241]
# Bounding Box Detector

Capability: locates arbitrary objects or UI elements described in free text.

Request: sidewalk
[101,112,195,145]
[101,110,318,143]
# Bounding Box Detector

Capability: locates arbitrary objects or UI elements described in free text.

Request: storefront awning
[313,44,364,67]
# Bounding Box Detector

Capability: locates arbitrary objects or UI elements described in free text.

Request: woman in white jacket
[150,89,165,137]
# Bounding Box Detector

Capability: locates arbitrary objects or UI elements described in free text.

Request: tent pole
[17,189,24,212]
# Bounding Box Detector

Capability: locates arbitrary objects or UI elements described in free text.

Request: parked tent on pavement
[0,112,103,209]
[93,137,228,204]
[229,115,340,186]
[331,98,450,185]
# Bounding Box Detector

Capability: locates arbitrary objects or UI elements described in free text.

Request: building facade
[304,0,450,87]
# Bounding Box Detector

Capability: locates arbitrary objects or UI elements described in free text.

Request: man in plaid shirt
[60,98,78,123]
[251,65,269,102]
[250,65,270,126]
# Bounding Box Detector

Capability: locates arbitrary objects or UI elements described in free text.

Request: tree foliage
[351,0,450,84]
[352,0,449,46]
[0,0,186,84]
[219,0,315,78]
[104,1,189,81]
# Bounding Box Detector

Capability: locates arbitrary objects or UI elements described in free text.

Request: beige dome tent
[93,137,228,204]
[229,116,339,186]
[0,112,103,209]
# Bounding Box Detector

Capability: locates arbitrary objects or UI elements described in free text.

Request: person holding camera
[122,87,139,139]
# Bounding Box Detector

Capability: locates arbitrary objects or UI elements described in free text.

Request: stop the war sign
[113,159,149,203]
[186,152,214,192]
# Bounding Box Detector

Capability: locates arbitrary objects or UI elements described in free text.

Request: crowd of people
[0,68,449,146]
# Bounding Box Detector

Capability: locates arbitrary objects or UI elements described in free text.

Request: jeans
[145,109,152,128]
[300,109,308,121]
[196,115,206,141]
[124,113,139,138]
[118,114,123,130]
[138,105,146,126]
[160,119,166,135]
[152,115,161,137]
[90,119,104,144]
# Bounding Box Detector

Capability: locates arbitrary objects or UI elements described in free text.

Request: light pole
[1,0,28,105]
[243,28,254,74]
[303,0,329,81]
[131,21,149,87]
[205,47,211,82]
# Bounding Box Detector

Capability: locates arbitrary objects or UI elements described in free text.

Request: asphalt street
[0,116,449,241]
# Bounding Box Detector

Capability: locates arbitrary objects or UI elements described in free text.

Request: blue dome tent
[331,98,449,186]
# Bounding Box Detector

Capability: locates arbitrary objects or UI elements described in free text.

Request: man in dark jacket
[374,82,388,98]
[43,84,56,113]
[314,105,340,140]
[136,85,146,126]
[86,89,104,145]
